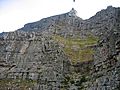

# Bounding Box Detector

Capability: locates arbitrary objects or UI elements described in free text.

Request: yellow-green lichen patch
[52,35,98,64]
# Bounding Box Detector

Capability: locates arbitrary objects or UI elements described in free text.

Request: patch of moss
[52,35,98,64]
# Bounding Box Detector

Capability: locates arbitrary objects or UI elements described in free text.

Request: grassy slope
[53,35,98,64]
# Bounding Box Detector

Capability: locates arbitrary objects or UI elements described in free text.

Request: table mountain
[0,6,120,90]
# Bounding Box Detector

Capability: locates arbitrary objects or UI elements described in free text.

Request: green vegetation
[52,35,98,64]
[61,74,89,90]
[0,79,37,90]
[75,75,87,86]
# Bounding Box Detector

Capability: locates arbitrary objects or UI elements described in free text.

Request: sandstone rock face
[0,31,71,89]
[0,6,120,90]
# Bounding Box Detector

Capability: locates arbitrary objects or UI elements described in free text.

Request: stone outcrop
[0,6,120,90]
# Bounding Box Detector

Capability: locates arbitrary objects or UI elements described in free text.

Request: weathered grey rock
[0,6,120,90]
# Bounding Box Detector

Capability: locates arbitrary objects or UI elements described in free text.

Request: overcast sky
[0,0,120,33]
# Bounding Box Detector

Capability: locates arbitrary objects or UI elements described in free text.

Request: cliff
[0,6,120,90]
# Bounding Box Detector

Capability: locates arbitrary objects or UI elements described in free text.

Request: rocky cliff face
[0,6,120,90]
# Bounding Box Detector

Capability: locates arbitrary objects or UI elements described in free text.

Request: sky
[0,0,120,33]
